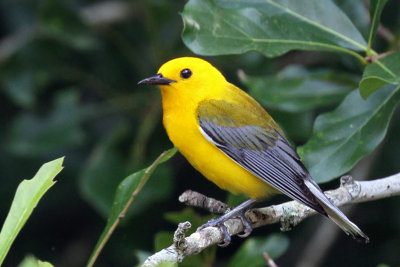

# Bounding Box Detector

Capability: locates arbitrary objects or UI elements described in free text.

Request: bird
[138,57,369,246]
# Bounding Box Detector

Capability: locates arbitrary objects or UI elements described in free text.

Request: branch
[142,173,400,266]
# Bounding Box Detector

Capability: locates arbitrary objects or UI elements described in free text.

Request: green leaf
[0,158,64,264]
[270,110,314,142]
[359,51,400,98]
[87,147,178,267]
[182,0,367,59]
[242,65,356,113]
[227,234,289,267]
[18,255,54,267]
[367,0,388,55]
[298,85,400,183]
[335,0,371,38]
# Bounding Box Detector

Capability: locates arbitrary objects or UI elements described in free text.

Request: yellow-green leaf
[0,158,64,264]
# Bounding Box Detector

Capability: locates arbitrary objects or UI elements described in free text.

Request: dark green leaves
[87,148,177,267]
[182,0,366,58]
[241,66,356,113]
[298,85,400,183]
[367,0,388,54]
[227,234,289,267]
[360,51,400,98]
[181,0,400,185]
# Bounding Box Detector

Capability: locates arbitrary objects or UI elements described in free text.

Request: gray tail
[304,179,369,243]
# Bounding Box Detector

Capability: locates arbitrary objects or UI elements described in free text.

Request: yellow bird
[138,57,368,245]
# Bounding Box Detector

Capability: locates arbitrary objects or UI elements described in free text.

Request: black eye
[180,68,192,79]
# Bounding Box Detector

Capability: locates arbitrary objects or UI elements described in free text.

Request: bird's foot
[237,210,252,238]
[197,199,255,247]
[197,217,233,247]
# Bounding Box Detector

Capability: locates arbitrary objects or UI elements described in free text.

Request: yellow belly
[162,105,275,200]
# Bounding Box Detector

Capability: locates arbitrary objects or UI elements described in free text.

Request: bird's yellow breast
[160,84,276,200]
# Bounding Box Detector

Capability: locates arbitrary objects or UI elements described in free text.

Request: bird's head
[138,57,226,103]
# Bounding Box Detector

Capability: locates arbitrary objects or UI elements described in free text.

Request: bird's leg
[197,199,256,247]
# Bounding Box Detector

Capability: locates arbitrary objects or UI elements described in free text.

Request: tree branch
[142,173,400,266]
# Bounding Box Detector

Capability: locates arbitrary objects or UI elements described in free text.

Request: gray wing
[198,101,326,215]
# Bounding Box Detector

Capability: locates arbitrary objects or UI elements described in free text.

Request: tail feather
[304,178,369,243]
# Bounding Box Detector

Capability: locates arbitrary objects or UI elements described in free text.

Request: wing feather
[197,99,326,215]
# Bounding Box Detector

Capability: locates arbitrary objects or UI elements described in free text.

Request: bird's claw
[237,211,253,238]
[218,224,231,247]
[197,210,253,246]
[196,199,256,246]
[197,219,233,247]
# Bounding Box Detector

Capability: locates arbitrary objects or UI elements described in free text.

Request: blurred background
[0,0,399,266]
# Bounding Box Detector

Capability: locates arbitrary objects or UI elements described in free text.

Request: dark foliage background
[0,0,399,266]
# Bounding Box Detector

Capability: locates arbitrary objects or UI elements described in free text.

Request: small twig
[365,50,394,63]
[142,173,400,266]
[263,252,278,267]
[377,25,395,44]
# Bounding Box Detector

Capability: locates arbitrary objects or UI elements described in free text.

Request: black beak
[137,73,176,85]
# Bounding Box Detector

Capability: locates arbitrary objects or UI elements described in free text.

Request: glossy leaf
[227,234,289,267]
[359,51,400,98]
[335,0,370,38]
[182,0,367,58]
[298,85,400,183]
[242,65,356,113]
[0,158,64,264]
[87,147,177,267]
[367,0,388,54]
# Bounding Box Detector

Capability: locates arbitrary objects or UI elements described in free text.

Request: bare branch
[179,190,231,214]
[142,173,400,266]
[263,252,278,267]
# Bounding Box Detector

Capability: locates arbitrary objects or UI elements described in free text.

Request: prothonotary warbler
[138,57,369,245]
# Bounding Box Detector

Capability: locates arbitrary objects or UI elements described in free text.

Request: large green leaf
[298,85,400,183]
[227,234,289,267]
[87,147,177,267]
[359,51,400,98]
[367,0,388,54]
[335,0,371,38]
[182,0,367,58]
[0,158,64,264]
[242,65,356,113]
